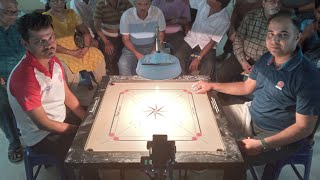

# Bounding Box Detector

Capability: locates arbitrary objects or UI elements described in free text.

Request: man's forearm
[27,107,78,135]
[152,31,165,51]
[95,21,111,46]
[211,81,253,95]
[298,2,314,12]
[264,114,318,149]
[159,31,165,44]
[42,120,78,134]
[66,98,86,121]
[123,38,140,57]
[96,30,110,45]
[77,24,90,35]
[56,44,73,55]
[265,123,315,149]
[198,39,216,60]
[64,82,86,120]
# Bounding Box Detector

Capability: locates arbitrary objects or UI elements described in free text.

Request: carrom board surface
[85,81,225,152]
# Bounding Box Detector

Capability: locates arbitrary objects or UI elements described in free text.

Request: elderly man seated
[118,0,166,76]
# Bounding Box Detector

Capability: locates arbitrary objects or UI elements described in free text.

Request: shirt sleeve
[55,58,65,80]
[233,13,250,63]
[9,71,41,112]
[296,71,320,116]
[189,0,201,9]
[249,57,262,80]
[120,10,130,35]
[211,21,230,44]
[93,0,103,22]
[157,8,166,31]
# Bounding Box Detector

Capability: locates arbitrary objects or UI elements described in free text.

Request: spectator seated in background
[44,0,105,93]
[299,0,320,69]
[174,0,231,76]
[193,11,320,170]
[229,0,263,42]
[152,0,191,54]
[94,0,132,75]
[214,0,281,82]
[223,0,262,53]
[69,0,97,39]
[281,0,314,20]
[0,0,24,163]
[118,0,165,76]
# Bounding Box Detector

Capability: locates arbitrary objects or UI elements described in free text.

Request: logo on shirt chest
[21,96,31,103]
[275,81,284,90]
[43,84,53,92]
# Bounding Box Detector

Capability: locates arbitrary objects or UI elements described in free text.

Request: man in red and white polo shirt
[7,12,86,164]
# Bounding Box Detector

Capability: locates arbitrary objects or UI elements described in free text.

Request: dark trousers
[0,84,21,150]
[214,54,255,82]
[99,35,123,75]
[31,113,99,179]
[165,31,186,54]
[174,41,216,76]
[243,122,307,166]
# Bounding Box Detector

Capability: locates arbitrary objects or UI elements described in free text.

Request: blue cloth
[79,70,93,86]
[249,48,320,132]
[136,52,181,80]
[0,24,26,80]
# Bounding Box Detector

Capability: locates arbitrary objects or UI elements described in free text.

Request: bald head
[267,11,301,33]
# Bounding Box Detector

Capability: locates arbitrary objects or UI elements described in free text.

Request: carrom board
[85,81,225,153]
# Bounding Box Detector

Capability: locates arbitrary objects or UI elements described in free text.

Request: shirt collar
[205,4,227,18]
[267,47,303,71]
[25,51,58,78]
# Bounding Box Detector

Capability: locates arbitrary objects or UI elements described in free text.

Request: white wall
[17,0,45,13]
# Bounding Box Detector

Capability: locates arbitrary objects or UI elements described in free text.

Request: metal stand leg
[120,168,125,180]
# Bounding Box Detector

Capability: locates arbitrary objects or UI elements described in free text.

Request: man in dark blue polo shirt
[192,11,320,166]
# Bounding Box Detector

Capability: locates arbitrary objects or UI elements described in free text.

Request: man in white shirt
[174,0,231,76]
[118,0,166,75]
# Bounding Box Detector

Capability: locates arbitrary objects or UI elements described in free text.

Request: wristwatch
[260,138,271,152]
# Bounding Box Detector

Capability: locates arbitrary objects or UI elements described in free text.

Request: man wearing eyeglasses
[0,0,25,163]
